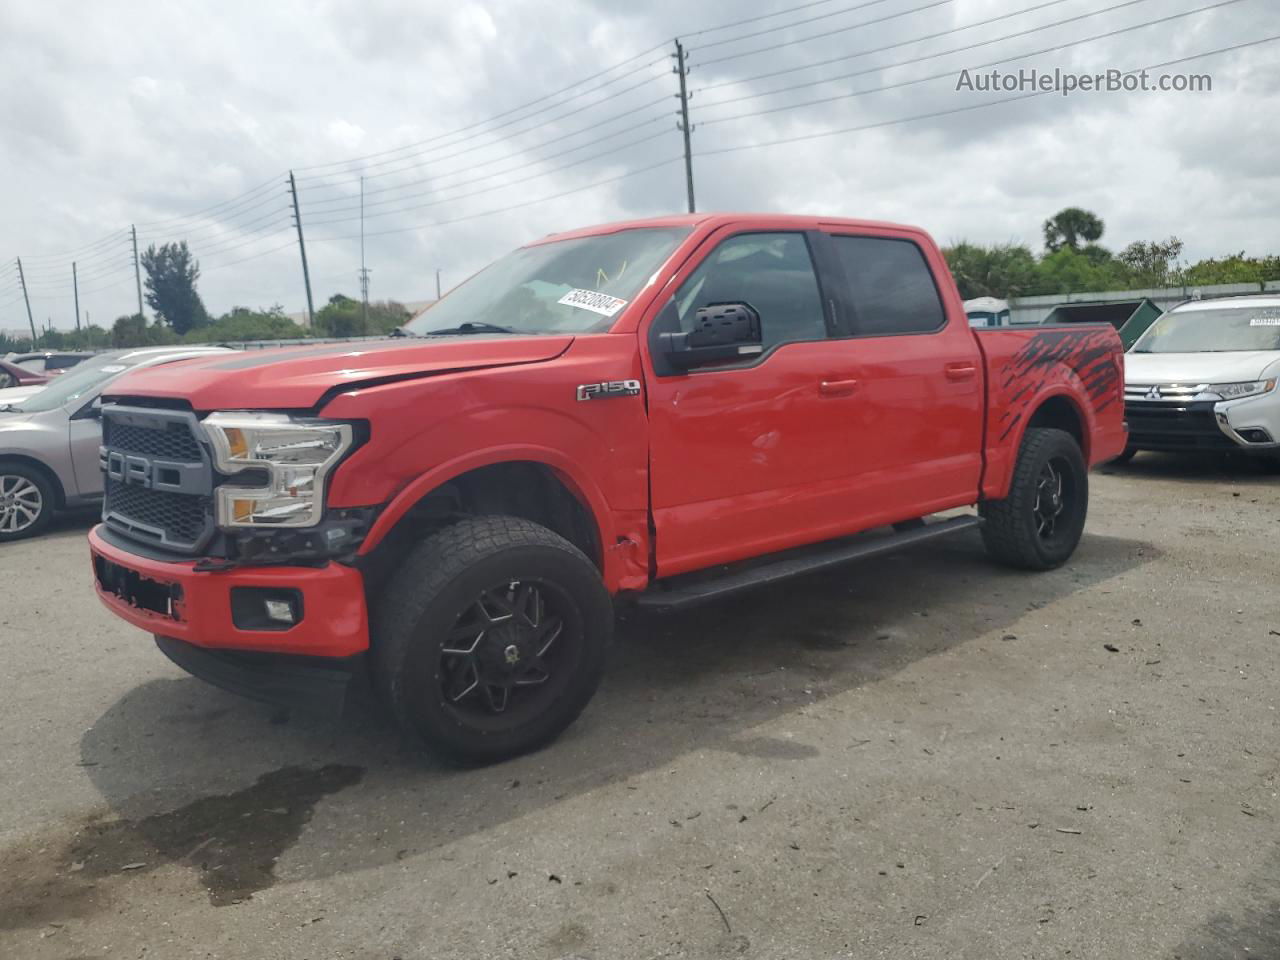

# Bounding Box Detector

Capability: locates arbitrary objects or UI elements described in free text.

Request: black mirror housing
[660,302,764,370]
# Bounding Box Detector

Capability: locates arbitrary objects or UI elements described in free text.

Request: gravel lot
[1,456,1277,960]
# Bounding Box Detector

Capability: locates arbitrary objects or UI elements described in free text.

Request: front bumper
[1124,396,1280,453]
[88,525,370,658]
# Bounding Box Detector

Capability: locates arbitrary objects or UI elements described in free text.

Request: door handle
[945,362,977,381]
[819,378,859,396]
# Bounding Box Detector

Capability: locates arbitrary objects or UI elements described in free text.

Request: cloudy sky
[1,0,1275,333]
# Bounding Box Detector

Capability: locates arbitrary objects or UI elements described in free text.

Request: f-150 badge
[577,380,641,402]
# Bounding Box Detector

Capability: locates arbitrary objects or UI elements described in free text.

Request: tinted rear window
[832,236,946,336]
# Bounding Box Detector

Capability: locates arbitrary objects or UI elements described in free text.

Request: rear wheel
[372,516,612,765]
[980,427,1088,570]
[0,463,55,542]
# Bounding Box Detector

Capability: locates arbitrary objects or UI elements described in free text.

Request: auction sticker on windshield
[558,289,628,317]
[1250,309,1280,326]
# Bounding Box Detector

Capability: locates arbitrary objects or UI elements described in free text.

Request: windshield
[403,226,692,336]
[1131,305,1280,353]
[11,353,134,412]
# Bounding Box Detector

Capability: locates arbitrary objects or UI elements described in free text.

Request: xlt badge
[577,380,641,402]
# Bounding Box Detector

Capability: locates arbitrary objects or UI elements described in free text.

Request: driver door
[642,228,861,577]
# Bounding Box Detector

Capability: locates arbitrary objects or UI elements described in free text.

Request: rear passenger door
[644,228,867,576]
[819,229,985,520]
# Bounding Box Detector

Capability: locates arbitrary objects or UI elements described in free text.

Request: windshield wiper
[421,321,518,336]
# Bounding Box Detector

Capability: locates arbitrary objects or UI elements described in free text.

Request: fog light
[230,587,304,631]
[264,599,296,624]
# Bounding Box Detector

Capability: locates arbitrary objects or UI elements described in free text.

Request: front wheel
[0,462,55,542]
[372,516,613,765]
[980,427,1088,571]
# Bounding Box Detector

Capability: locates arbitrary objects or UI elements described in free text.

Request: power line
[301,102,671,208]
[694,0,957,67]
[177,225,295,262]
[138,205,292,247]
[299,81,672,193]
[309,156,682,244]
[692,0,894,51]
[202,239,300,274]
[301,115,672,220]
[700,33,1280,158]
[696,0,1251,126]
[694,0,1075,93]
[683,0,854,38]
[292,44,672,176]
[304,128,673,227]
[133,174,287,228]
[16,229,131,263]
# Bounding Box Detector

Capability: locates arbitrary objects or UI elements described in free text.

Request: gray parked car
[0,346,233,541]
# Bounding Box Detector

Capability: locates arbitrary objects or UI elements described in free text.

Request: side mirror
[659,302,764,370]
[72,398,102,421]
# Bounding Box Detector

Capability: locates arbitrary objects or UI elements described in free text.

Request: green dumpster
[1041,298,1163,349]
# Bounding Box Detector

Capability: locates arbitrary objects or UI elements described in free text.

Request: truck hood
[103,334,576,410]
[1125,350,1280,384]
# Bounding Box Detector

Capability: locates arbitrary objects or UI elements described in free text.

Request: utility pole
[359,175,369,327]
[673,39,696,214]
[435,268,441,300]
[130,225,145,319]
[15,258,36,343]
[288,171,316,327]
[72,261,81,331]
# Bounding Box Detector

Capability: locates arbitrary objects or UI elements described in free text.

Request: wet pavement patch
[0,764,363,929]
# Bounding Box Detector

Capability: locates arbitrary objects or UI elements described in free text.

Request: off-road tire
[0,461,56,542]
[372,516,613,765]
[980,428,1088,571]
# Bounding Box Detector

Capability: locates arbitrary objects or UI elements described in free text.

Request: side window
[674,232,826,349]
[832,236,946,336]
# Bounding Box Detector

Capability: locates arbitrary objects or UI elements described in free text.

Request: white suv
[1121,295,1280,463]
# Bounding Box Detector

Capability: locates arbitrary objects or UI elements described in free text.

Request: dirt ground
[1,453,1277,960]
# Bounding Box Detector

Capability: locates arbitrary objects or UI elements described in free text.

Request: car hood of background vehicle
[103,334,576,410]
[1125,350,1280,384]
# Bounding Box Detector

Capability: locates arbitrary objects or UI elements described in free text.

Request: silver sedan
[0,345,232,541]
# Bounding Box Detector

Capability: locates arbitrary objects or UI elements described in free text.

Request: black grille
[104,420,203,462]
[1124,401,1236,451]
[105,478,211,547]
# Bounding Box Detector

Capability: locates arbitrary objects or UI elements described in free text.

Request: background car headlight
[1205,379,1277,401]
[202,412,354,527]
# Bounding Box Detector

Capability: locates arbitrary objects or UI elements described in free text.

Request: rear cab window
[828,235,947,337]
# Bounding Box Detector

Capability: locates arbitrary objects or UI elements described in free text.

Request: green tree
[943,241,1040,299]
[313,294,410,337]
[1119,237,1184,288]
[1031,247,1128,294]
[111,313,177,348]
[1043,207,1105,253]
[1179,253,1280,286]
[187,305,308,343]
[141,241,209,335]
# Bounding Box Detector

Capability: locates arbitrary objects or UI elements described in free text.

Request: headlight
[202,412,354,528]
[1205,379,1277,401]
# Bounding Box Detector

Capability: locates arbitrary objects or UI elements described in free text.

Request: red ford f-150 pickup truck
[88,214,1126,763]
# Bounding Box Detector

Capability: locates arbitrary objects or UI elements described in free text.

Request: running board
[633,515,983,613]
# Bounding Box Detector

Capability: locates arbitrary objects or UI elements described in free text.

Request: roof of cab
[531,212,928,245]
